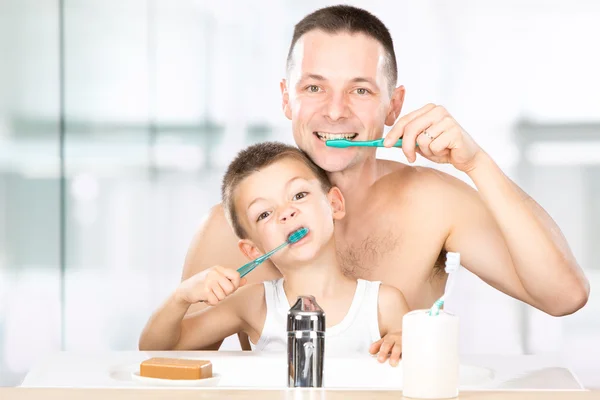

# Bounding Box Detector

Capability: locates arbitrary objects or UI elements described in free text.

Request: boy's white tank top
[250,278,382,355]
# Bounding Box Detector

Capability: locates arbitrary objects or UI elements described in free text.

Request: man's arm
[179,204,281,349]
[458,152,588,315]
[384,104,589,317]
[436,157,589,316]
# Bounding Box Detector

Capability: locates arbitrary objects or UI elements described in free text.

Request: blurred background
[1,0,599,388]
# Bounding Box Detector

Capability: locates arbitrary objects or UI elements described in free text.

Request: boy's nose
[279,208,298,223]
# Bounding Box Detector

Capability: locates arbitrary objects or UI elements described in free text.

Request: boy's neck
[278,238,356,302]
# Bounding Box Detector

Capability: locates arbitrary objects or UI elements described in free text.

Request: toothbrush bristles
[288,227,309,243]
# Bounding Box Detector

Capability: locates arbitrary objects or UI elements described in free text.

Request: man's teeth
[315,132,357,141]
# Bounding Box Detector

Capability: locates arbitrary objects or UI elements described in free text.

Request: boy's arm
[174,283,264,350]
[369,284,410,366]
[139,266,252,350]
[179,204,281,350]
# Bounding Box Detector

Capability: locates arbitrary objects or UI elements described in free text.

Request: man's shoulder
[201,203,229,229]
[375,159,476,199]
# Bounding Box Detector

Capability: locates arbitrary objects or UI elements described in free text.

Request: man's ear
[327,186,346,221]
[280,79,292,120]
[238,239,262,261]
[385,85,405,126]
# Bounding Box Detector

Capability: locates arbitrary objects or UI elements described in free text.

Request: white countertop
[21,351,585,391]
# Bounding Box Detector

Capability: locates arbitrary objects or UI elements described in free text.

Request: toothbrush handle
[237,240,289,277]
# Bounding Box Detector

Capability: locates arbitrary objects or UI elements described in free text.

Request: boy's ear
[327,187,346,220]
[238,239,262,260]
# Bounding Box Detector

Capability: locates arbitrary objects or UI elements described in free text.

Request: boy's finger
[218,276,235,294]
[390,344,402,367]
[378,340,394,362]
[369,338,383,354]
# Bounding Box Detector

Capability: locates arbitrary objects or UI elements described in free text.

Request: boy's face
[234,157,345,265]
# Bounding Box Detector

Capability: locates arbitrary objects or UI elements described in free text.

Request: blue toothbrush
[237,227,309,278]
[325,138,404,148]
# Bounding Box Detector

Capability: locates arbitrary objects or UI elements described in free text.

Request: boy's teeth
[316,132,357,141]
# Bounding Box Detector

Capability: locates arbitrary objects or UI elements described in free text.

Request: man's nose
[279,206,298,223]
[324,92,350,121]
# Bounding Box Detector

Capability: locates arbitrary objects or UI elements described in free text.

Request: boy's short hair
[221,142,332,239]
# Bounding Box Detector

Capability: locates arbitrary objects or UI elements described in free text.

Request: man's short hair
[222,142,332,239]
[287,5,398,93]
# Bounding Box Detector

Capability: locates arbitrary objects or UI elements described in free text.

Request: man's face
[234,158,344,266]
[282,30,404,172]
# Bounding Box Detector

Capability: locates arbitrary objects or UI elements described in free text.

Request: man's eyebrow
[299,73,327,81]
[350,77,379,87]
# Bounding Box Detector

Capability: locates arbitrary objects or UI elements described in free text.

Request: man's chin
[310,148,357,173]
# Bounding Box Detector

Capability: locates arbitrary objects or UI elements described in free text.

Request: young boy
[139,142,409,366]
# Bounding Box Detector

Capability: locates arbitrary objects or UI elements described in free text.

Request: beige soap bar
[140,357,213,380]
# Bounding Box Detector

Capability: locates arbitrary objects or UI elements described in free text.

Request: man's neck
[327,154,381,214]
[279,239,354,301]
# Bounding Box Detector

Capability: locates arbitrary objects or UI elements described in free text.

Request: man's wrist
[464,150,496,180]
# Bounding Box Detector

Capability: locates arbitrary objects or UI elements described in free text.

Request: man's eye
[307,85,321,93]
[354,88,370,95]
[293,192,308,201]
[257,211,270,221]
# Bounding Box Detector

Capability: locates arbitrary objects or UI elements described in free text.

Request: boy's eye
[257,211,270,222]
[292,192,308,201]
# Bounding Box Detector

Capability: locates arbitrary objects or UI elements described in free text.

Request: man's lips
[314,131,358,141]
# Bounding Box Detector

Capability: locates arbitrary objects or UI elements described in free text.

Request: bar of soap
[140,357,213,380]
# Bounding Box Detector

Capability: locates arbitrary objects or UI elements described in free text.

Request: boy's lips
[287,226,310,246]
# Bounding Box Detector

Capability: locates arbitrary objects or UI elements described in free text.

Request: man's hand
[369,332,402,367]
[176,266,247,306]
[384,103,483,173]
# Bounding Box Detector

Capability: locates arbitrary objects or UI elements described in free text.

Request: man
[178,5,589,350]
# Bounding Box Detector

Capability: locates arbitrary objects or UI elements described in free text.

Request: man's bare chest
[335,225,447,284]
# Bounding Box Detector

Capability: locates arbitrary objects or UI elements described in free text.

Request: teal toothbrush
[326,138,406,148]
[428,252,461,316]
[237,227,309,278]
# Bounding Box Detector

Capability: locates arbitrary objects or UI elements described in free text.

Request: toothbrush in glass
[428,252,461,316]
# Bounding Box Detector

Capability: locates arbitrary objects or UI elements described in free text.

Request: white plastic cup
[402,309,459,399]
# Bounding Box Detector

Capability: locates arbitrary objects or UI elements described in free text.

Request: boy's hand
[176,266,247,306]
[369,332,402,367]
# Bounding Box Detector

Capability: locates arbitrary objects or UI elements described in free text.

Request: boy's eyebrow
[246,176,308,210]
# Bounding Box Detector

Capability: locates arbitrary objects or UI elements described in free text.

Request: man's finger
[400,107,447,162]
[384,103,436,147]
